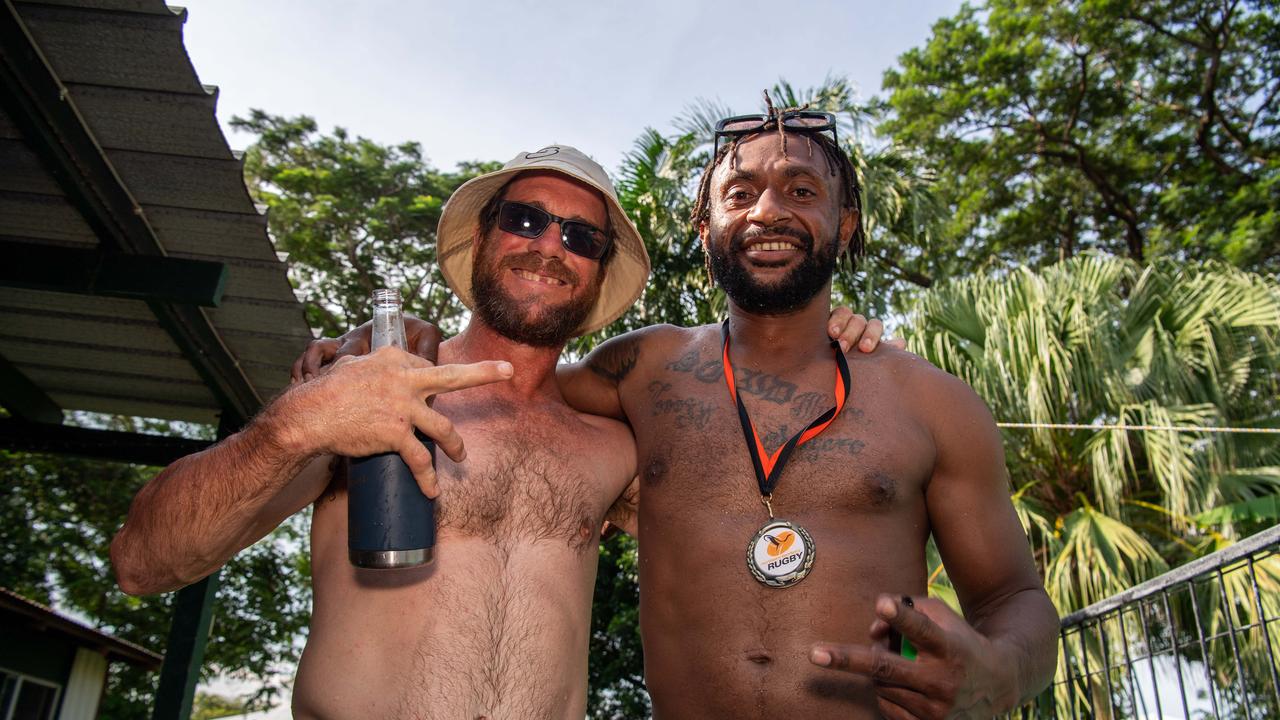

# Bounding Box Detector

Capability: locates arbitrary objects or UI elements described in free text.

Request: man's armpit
[603,476,640,537]
[318,455,347,506]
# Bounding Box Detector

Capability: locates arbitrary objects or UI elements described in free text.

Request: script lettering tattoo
[666,351,699,373]
[793,438,866,462]
[589,337,639,383]
[762,425,792,451]
[736,368,797,404]
[649,381,715,430]
[665,348,797,404]
[790,391,828,420]
[693,361,724,384]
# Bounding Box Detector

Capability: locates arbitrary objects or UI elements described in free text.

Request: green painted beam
[0,240,228,307]
[0,353,61,423]
[150,572,220,720]
[0,418,213,466]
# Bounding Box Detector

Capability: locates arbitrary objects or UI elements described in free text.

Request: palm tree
[908,253,1280,715]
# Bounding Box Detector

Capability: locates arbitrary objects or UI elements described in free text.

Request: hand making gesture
[809,593,1015,720]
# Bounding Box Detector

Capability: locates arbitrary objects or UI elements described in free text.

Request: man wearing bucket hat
[112,145,677,719]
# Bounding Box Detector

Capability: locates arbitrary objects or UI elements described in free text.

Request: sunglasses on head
[712,111,839,157]
[496,201,612,260]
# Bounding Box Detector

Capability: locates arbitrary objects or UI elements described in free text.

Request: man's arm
[111,348,512,595]
[558,328,659,420]
[810,368,1058,718]
[292,310,901,407]
[922,374,1059,710]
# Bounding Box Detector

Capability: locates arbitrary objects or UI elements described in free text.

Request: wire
[995,422,1280,434]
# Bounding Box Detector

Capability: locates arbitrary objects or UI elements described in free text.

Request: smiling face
[471,171,608,347]
[701,132,857,316]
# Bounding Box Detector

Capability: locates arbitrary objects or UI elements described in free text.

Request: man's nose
[526,221,567,260]
[746,186,791,226]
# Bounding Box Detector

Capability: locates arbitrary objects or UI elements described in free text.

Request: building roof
[0,0,312,427]
[0,587,163,669]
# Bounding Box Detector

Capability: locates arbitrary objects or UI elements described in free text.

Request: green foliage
[232,111,498,336]
[909,254,1280,710]
[0,417,310,719]
[587,535,648,719]
[191,692,246,720]
[883,0,1280,275]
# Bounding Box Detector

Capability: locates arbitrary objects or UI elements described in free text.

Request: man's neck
[447,320,564,399]
[725,288,835,371]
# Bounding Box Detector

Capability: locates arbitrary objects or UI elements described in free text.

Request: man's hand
[292,317,442,383]
[285,346,511,497]
[827,307,906,354]
[809,594,1013,720]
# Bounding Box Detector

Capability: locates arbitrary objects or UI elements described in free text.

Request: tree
[232,111,499,336]
[0,417,310,720]
[191,692,246,720]
[882,0,1280,276]
[907,254,1280,712]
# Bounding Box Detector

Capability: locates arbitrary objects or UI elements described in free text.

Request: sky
[177,0,966,175]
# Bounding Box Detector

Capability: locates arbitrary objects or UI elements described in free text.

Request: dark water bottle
[347,288,436,569]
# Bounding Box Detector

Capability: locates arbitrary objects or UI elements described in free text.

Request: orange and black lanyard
[720,319,851,513]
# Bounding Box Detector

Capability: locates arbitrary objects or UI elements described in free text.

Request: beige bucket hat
[437,145,651,336]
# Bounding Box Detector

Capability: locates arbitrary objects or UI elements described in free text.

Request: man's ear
[837,207,859,255]
[698,220,709,249]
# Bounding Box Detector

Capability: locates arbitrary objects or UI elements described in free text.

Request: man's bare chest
[627,346,934,516]
[432,403,625,551]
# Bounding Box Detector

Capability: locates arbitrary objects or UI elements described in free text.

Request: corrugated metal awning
[0,0,312,427]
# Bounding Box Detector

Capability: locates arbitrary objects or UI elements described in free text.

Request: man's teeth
[750,242,797,251]
[513,268,564,285]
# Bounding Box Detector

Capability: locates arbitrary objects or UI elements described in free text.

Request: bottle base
[349,547,434,569]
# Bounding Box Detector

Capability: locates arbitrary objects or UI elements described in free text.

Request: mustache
[498,252,577,285]
[731,225,813,251]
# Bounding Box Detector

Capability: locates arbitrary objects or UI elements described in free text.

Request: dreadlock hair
[690,118,866,274]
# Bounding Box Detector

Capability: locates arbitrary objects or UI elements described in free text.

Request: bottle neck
[370,289,406,350]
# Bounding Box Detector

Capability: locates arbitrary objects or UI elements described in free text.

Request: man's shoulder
[591,323,711,372]
[607,322,706,350]
[851,347,992,420]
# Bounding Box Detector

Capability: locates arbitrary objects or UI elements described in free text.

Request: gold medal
[747,519,815,588]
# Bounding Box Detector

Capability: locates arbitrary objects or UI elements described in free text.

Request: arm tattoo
[589,338,640,383]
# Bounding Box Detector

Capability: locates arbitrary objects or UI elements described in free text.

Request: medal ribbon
[720,319,851,502]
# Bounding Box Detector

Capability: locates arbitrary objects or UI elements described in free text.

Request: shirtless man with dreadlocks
[300,100,1058,718]
[559,103,1058,718]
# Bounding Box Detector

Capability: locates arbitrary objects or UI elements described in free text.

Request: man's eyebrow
[784,166,823,180]
[721,169,756,185]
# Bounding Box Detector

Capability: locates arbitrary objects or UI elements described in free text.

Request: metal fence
[1013,524,1280,719]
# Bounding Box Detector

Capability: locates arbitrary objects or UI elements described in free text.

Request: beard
[706,224,839,315]
[471,249,601,347]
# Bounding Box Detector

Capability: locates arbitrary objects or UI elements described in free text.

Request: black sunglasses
[496,201,612,260]
[712,111,838,157]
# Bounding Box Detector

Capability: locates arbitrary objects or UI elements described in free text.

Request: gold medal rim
[746,519,815,588]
